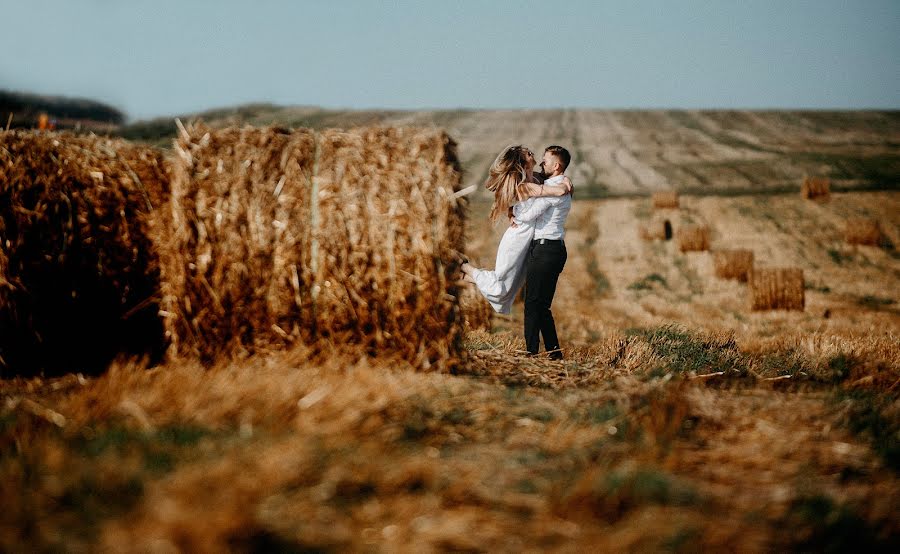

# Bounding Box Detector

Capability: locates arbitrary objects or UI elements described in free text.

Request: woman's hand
[519,177,573,199]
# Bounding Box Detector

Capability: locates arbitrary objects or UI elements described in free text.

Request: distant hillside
[120,105,900,197]
[0,90,124,130]
[116,104,411,145]
[4,93,896,196]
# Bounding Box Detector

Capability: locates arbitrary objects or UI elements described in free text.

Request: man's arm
[520,176,573,198]
[513,197,554,224]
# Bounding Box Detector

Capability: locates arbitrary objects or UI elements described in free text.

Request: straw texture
[652,190,679,209]
[676,224,711,252]
[458,285,493,331]
[748,267,805,311]
[0,130,169,375]
[801,176,830,200]
[158,123,466,369]
[844,218,882,246]
[712,249,755,282]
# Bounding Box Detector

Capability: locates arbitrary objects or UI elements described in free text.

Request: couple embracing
[462,145,573,360]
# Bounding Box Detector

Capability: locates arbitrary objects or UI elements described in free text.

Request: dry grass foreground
[4,182,900,551]
[2,131,899,551]
[1,326,898,552]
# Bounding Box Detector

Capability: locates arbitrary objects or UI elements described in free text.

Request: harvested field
[2,325,898,551]
[158,123,466,369]
[562,192,899,340]
[123,109,900,198]
[0,131,169,376]
[2,111,900,551]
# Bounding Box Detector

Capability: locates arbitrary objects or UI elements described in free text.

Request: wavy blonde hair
[484,145,531,223]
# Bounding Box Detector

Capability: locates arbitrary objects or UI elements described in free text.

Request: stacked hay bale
[801,176,830,200]
[676,225,710,252]
[748,268,805,311]
[712,249,755,282]
[844,217,882,246]
[638,218,673,241]
[159,123,466,369]
[0,131,169,376]
[652,190,679,209]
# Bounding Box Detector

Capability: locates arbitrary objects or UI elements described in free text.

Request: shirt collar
[545,174,565,184]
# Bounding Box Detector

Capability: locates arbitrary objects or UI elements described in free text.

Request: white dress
[469,199,536,314]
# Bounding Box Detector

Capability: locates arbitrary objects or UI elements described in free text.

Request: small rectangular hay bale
[652,190,679,209]
[712,249,755,281]
[676,224,710,252]
[638,218,673,241]
[748,267,805,311]
[801,176,830,200]
[844,218,882,246]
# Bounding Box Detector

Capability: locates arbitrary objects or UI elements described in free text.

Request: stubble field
[2,109,899,552]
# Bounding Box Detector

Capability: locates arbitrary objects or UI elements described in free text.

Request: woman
[461,145,571,314]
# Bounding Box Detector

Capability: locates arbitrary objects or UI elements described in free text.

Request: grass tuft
[779,493,890,553]
[628,325,745,378]
[832,390,900,471]
[628,273,668,291]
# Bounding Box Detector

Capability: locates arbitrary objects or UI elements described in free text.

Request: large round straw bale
[748,267,805,311]
[652,190,679,209]
[712,249,754,281]
[844,217,882,246]
[0,131,169,376]
[639,218,673,241]
[159,123,466,369]
[458,285,492,331]
[117,142,171,211]
[676,224,710,252]
[801,176,830,200]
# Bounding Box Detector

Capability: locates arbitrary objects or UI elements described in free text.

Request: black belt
[532,238,564,245]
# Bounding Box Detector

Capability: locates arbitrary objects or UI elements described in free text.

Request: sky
[2,0,899,121]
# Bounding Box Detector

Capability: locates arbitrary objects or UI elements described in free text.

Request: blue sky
[2,0,898,120]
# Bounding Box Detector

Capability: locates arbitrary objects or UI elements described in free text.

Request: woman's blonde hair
[485,145,531,223]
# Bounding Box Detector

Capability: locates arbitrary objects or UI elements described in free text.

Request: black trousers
[524,239,567,358]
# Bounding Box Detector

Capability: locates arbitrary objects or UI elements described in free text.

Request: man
[511,146,572,360]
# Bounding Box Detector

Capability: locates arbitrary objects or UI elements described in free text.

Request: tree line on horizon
[0,89,125,128]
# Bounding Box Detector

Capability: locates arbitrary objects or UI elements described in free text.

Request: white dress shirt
[512,174,571,240]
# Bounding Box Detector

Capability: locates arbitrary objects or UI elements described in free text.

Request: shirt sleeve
[513,197,556,223]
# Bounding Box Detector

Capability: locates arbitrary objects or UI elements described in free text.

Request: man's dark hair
[545,145,571,172]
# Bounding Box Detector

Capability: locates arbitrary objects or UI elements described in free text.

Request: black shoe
[547,349,563,361]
